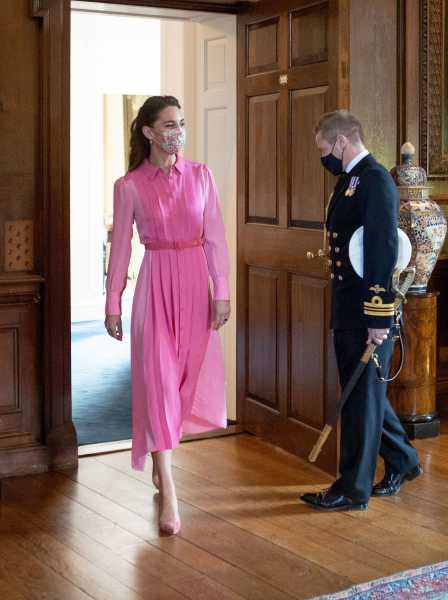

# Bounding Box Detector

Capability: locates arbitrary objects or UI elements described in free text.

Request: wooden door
[237,0,349,473]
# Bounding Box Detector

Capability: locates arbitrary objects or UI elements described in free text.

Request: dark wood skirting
[0,445,49,479]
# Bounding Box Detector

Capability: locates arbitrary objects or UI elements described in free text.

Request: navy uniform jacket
[326,153,399,330]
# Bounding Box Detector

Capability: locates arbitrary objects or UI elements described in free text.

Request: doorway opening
[70,1,238,456]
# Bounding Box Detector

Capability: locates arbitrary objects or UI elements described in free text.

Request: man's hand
[105,315,123,340]
[211,300,231,330]
[367,327,389,345]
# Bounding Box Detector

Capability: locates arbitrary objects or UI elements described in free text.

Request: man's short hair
[314,110,365,144]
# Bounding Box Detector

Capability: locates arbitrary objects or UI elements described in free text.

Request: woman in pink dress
[104,95,231,535]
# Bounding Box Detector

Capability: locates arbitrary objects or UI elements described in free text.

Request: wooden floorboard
[1,428,448,599]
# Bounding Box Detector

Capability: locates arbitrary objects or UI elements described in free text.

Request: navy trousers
[331,328,419,503]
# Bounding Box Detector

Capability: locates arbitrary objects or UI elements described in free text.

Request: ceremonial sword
[308,266,416,463]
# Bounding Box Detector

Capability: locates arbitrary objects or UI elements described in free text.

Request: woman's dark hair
[128,95,182,172]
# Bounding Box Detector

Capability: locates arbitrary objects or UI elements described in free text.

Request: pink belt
[144,237,204,251]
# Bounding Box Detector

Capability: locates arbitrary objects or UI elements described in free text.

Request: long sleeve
[362,169,398,328]
[202,164,230,301]
[105,177,135,316]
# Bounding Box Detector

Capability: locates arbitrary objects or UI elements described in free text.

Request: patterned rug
[311,561,448,599]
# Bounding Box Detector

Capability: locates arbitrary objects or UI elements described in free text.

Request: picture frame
[434,195,448,259]
[420,0,448,178]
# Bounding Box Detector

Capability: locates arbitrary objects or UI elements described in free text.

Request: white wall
[70,12,161,321]
[159,20,198,159]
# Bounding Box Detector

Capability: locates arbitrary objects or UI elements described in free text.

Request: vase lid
[400,141,415,157]
[390,141,427,187]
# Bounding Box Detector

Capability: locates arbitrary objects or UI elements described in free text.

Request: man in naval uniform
[301,110,422,511]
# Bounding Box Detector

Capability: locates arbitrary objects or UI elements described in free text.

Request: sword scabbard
[307,267,416,464]
[308,424,333,463]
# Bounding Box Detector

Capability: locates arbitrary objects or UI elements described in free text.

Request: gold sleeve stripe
[364,309,395,317]
[364,305,394,312]
[364,304,395,311]
[364,302,395,309]
[363,304,395,312]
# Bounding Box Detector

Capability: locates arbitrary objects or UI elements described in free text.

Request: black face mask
[321,142,344,176]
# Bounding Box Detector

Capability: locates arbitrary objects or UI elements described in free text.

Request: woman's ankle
[158,472,175,491]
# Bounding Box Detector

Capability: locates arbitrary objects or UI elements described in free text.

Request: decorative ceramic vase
[390,142,447,294]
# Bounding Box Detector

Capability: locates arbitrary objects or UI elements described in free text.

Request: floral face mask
[152,126,186,155]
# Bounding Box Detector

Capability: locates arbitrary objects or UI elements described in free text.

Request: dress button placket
[177,251,183,356]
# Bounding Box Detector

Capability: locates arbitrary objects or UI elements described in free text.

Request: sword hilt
[391,266,416,304]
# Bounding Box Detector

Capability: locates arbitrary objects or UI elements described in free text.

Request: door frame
[31,0,240,470]
[32,0,350,474]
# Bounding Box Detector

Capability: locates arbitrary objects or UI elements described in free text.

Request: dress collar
[143,153,185,179]
[345,149,370,174]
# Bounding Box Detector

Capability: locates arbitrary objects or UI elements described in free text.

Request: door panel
[248,94,280,223]
[247,18,280,75]
[290,87,328,225]
[248,267,282,409]
[290,275,326,429]
[237,0,348,474]
[290,2,329,67]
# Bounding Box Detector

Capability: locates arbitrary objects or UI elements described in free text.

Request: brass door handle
[306,249,326,260]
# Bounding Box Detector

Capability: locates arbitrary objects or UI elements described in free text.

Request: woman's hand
[105,315,123,340]
[211,300,231,330]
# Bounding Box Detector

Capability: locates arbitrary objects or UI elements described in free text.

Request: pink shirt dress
[105,154,230,471]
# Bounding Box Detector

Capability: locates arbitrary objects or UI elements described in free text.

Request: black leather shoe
[300,488,368,512]
[372,463,423,497]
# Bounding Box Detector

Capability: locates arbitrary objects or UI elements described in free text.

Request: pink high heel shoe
[158,491,181,535]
